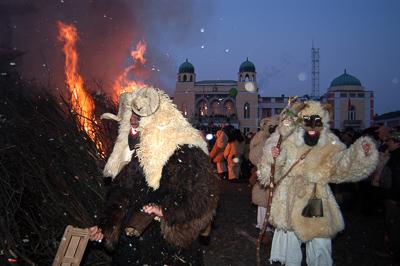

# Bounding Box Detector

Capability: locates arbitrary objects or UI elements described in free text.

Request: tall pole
[311,43,320,99]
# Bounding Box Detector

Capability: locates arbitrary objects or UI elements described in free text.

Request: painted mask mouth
[307,130,318,137]
[304,130,320,146]
[130,113,141,131]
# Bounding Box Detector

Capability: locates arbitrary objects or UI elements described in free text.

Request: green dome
[330,69,361,87]
[178,59,195,74]
[239,57,256,73]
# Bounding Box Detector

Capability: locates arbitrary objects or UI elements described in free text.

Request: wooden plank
[53,225,90,266]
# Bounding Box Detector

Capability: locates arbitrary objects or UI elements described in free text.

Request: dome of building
[178,59,195,73]
[330,69,361,87]
[239,57,256,73]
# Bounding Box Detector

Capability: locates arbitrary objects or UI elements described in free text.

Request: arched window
[183,75,187,82]
[348,105,356,120]
[197,100,208,116]
[182,103,188,117]
[224,100,235,116]
[245,74,250,82]
[244,103,250,118]
[211,100,221,115]
[252,74,255,81]
[239,74,243,82]
[190,75,193,82]
[178,75,181,82]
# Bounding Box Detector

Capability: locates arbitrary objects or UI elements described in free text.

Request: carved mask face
[301,115,323,146]
[268,125,277,134]
[128,113,140,150]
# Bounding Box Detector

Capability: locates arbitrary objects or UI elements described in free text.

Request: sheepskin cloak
[257,101,379,242]
[100,145,219,266]
[258,131,378,242]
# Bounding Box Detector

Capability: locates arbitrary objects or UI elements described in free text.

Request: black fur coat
[99,145,219,265]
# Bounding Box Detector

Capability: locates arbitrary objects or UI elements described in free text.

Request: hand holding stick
[256,135,282,266]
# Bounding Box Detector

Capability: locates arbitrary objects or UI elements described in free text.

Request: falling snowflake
[201,45,205,49]
[200,28,205,33]
[298,72,307,81]
[225,48,230,53]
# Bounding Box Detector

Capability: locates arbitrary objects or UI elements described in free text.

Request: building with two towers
[174,58,259,134]
[173,58,375,133]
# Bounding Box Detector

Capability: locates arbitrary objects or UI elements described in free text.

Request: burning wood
[0,70,112,265]
[112,40,150,103]
[131,40,147,65]
[0,14,160,266]
[57,21,152,156]
[57,21,105,158]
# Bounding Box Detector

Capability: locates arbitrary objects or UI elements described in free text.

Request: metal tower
[311,44,320,98]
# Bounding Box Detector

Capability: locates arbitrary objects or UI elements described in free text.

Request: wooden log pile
[0,74,114,265]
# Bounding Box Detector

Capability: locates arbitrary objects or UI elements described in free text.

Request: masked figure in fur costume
[257,100,378,266]
[89,87,219,265]
[249,116,279,230]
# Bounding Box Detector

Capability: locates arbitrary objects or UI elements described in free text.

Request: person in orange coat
[209,126,228,179]
[224,129,245,180]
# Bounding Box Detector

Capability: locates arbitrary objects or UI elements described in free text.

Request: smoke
[3,0,213,95]
[257,66,283,95]
[258,52,309,96]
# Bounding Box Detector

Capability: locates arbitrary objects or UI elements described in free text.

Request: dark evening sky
[3,0,400,114]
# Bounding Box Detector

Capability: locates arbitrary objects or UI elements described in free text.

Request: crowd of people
[205,103,400,265]
[207,124,250,181]
[86,87,399,265]
[338,124,400,260]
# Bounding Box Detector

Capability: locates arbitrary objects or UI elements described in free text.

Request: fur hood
[102,88,208,190]
[136,89,208,189]
[292,100,332,148]
[102,92,136,179]
[249,115,279,166]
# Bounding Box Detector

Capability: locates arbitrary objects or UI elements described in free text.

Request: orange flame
[112,40,149,102]
[131,40,146,65]
[57,21,105,157]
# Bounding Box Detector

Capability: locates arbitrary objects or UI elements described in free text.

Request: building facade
[258,95,288,119]
[174,60,375,133]
[321,69,374,130]
[375,111,400,128]
[174,58,259,133]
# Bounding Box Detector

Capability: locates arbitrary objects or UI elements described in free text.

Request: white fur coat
[257,101,379,241]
